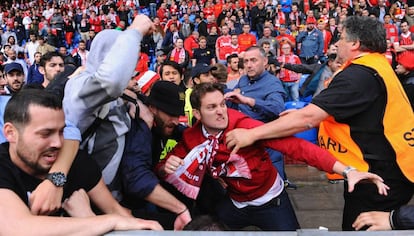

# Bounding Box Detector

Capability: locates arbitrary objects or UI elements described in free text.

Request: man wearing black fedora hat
[121,80,191,230]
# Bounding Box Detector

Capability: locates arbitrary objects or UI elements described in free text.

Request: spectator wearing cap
[4,48,28,83]
[154,50,166,73]
[120,80,191,229]
[316,19,333,57]
[395,51,414,110]
[296,16,324,64]
[184,64,218,126]
[4,62,25,95]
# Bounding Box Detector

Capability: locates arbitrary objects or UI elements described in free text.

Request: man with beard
[0,89,163,234]
[120,80,191,230]
[4,62,25,95]
[39,51,64,88]
[4,49,29,82]
[296,17,324,64]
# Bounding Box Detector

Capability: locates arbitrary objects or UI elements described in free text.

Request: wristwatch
[342,166,356,181]
[46,172,67,187]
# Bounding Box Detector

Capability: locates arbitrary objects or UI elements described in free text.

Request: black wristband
[176,208,188,216]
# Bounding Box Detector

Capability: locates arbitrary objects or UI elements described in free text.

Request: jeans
[217,190,300,231]
[149,3,157,18]
[283,81,299,102]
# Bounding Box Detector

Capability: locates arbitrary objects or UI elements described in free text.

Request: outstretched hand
[346,170,389,196]
[225,128,254,154]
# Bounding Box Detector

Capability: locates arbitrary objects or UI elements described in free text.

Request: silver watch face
[47,172,67,187]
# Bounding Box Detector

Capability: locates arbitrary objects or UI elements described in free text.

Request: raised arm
[226,103,328,153]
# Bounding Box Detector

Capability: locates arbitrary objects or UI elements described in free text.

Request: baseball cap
[4,62,24,74]
[147,81,185,116]
[191,64,217,78]
[155,50,165,57]
[306,17,317,24]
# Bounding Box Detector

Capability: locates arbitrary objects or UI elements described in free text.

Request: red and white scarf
[165,127,252,199]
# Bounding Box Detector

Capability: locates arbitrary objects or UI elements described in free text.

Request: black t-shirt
[192,48,215,65]
[312,64,406,181]
[0,143,101,208]
[312,64,414,229]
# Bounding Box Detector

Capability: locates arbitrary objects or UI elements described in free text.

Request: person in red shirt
[164,13,181,32]
[89,10,102,33]
[184,31,199,58]
[278,43,302,101]
[215,24,232,64]
[157,3,168,23]
[316,19,333,55]
[238,23,257,52]
[203,1,215,18]
[384,14,399,44]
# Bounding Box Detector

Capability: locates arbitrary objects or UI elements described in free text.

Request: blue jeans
[216,190,300,231]
[149,3,157,18]
[283,81,299,102]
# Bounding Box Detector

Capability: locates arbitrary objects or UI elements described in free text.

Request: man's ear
[351,40,360,50]
[193,77,200,85]
[3,123,18,143]
[148,105,157,115]
[38,66,45,75]
[193,109,201,121]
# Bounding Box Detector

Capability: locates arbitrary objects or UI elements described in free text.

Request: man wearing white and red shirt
[215,25,232,64]
[396,21,414,58]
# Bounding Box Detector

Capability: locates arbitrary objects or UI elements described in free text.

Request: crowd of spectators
[0,0,413,91]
